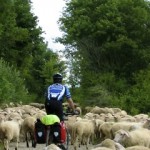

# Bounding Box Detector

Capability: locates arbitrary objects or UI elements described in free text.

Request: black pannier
[34,119,47,144]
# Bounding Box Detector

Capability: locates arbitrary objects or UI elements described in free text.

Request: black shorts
[45,100,63,121]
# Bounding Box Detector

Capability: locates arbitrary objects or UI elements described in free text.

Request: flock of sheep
[65,106,150,150]
[0,102,150,150]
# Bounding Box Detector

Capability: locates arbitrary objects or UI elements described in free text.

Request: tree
[57,0,150,108]
[0,0,66,102]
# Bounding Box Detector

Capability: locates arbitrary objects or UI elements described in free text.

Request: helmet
[53,73,63,83]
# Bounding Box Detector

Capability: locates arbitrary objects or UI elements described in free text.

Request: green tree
[58,0,150,108]
[0,0,66,102]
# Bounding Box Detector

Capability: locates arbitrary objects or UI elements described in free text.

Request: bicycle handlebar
[63,112,75,116]
[63,111,80,117]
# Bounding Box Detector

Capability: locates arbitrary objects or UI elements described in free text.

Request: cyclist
[45,73,76,121]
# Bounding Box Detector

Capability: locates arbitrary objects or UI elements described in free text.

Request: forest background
[0,0,150,115]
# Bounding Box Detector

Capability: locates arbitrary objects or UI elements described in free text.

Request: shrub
[0,59,30,104]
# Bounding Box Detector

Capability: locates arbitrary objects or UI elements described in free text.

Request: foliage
[57,0,150,113]
[0,0,66,103]
[120,69,150,114]
[0,59,30,104]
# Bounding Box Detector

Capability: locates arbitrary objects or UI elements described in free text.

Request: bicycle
[33,112,76,150]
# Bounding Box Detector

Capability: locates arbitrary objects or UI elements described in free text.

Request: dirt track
[9,142,94,150]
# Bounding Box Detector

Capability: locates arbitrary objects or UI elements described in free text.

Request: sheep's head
[143,119,150,129]
[113,129,130,143]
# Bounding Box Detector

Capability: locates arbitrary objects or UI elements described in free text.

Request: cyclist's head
[53,73,63,83]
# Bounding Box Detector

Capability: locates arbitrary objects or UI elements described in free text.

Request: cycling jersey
[47,83,71,102]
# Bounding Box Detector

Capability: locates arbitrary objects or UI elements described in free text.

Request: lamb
[0,120,20,150]
[113,128,150,148]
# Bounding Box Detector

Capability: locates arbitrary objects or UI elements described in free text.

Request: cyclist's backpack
[47,84,66,101]
[34,119,47,144]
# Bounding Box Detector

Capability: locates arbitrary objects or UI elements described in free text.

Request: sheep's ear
[147,118,150,122]
[124,131,130,138]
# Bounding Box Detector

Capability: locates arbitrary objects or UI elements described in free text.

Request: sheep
[126,146,150,150]
[93,138,125,150]
[20,116,36,147]
[134,114,149,122]
[93,139,116,150]
[75,106,82,115]
[71,119,96,150]
[113,128,150,148]
[94,119,105,138]
[116,115,136,122]
[90,106,114,115]
[143,119,150,129]
[90,147,113,150]
[105,113,115,122]
[44,144,61,150]
[110,122,143,138]
[84,106,93,113]
[0,120,20,150]
[99,122,115,140]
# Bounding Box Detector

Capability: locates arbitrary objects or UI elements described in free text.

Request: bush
[0,59,30,104]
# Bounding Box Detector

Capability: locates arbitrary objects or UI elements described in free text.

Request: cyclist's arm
[64,85,75,111]
[67,97,75,112]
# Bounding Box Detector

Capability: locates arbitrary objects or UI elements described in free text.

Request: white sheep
[0,120,20,150]
[43,144,61,150]
[20,116,36,147]
[93,138,125,150]
[126,145,150,150]
[99,122,115,140]
[93,139,116,150]
[90,147,113,150]
[113,128,150,148]
[71,119,96,150]
[134,114,149,122]
[111,122,143,138]
[90,106,114,115]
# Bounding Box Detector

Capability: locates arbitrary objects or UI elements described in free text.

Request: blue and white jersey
[47,83,71,101]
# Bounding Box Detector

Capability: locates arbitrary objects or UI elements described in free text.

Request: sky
[31,0,66,52]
